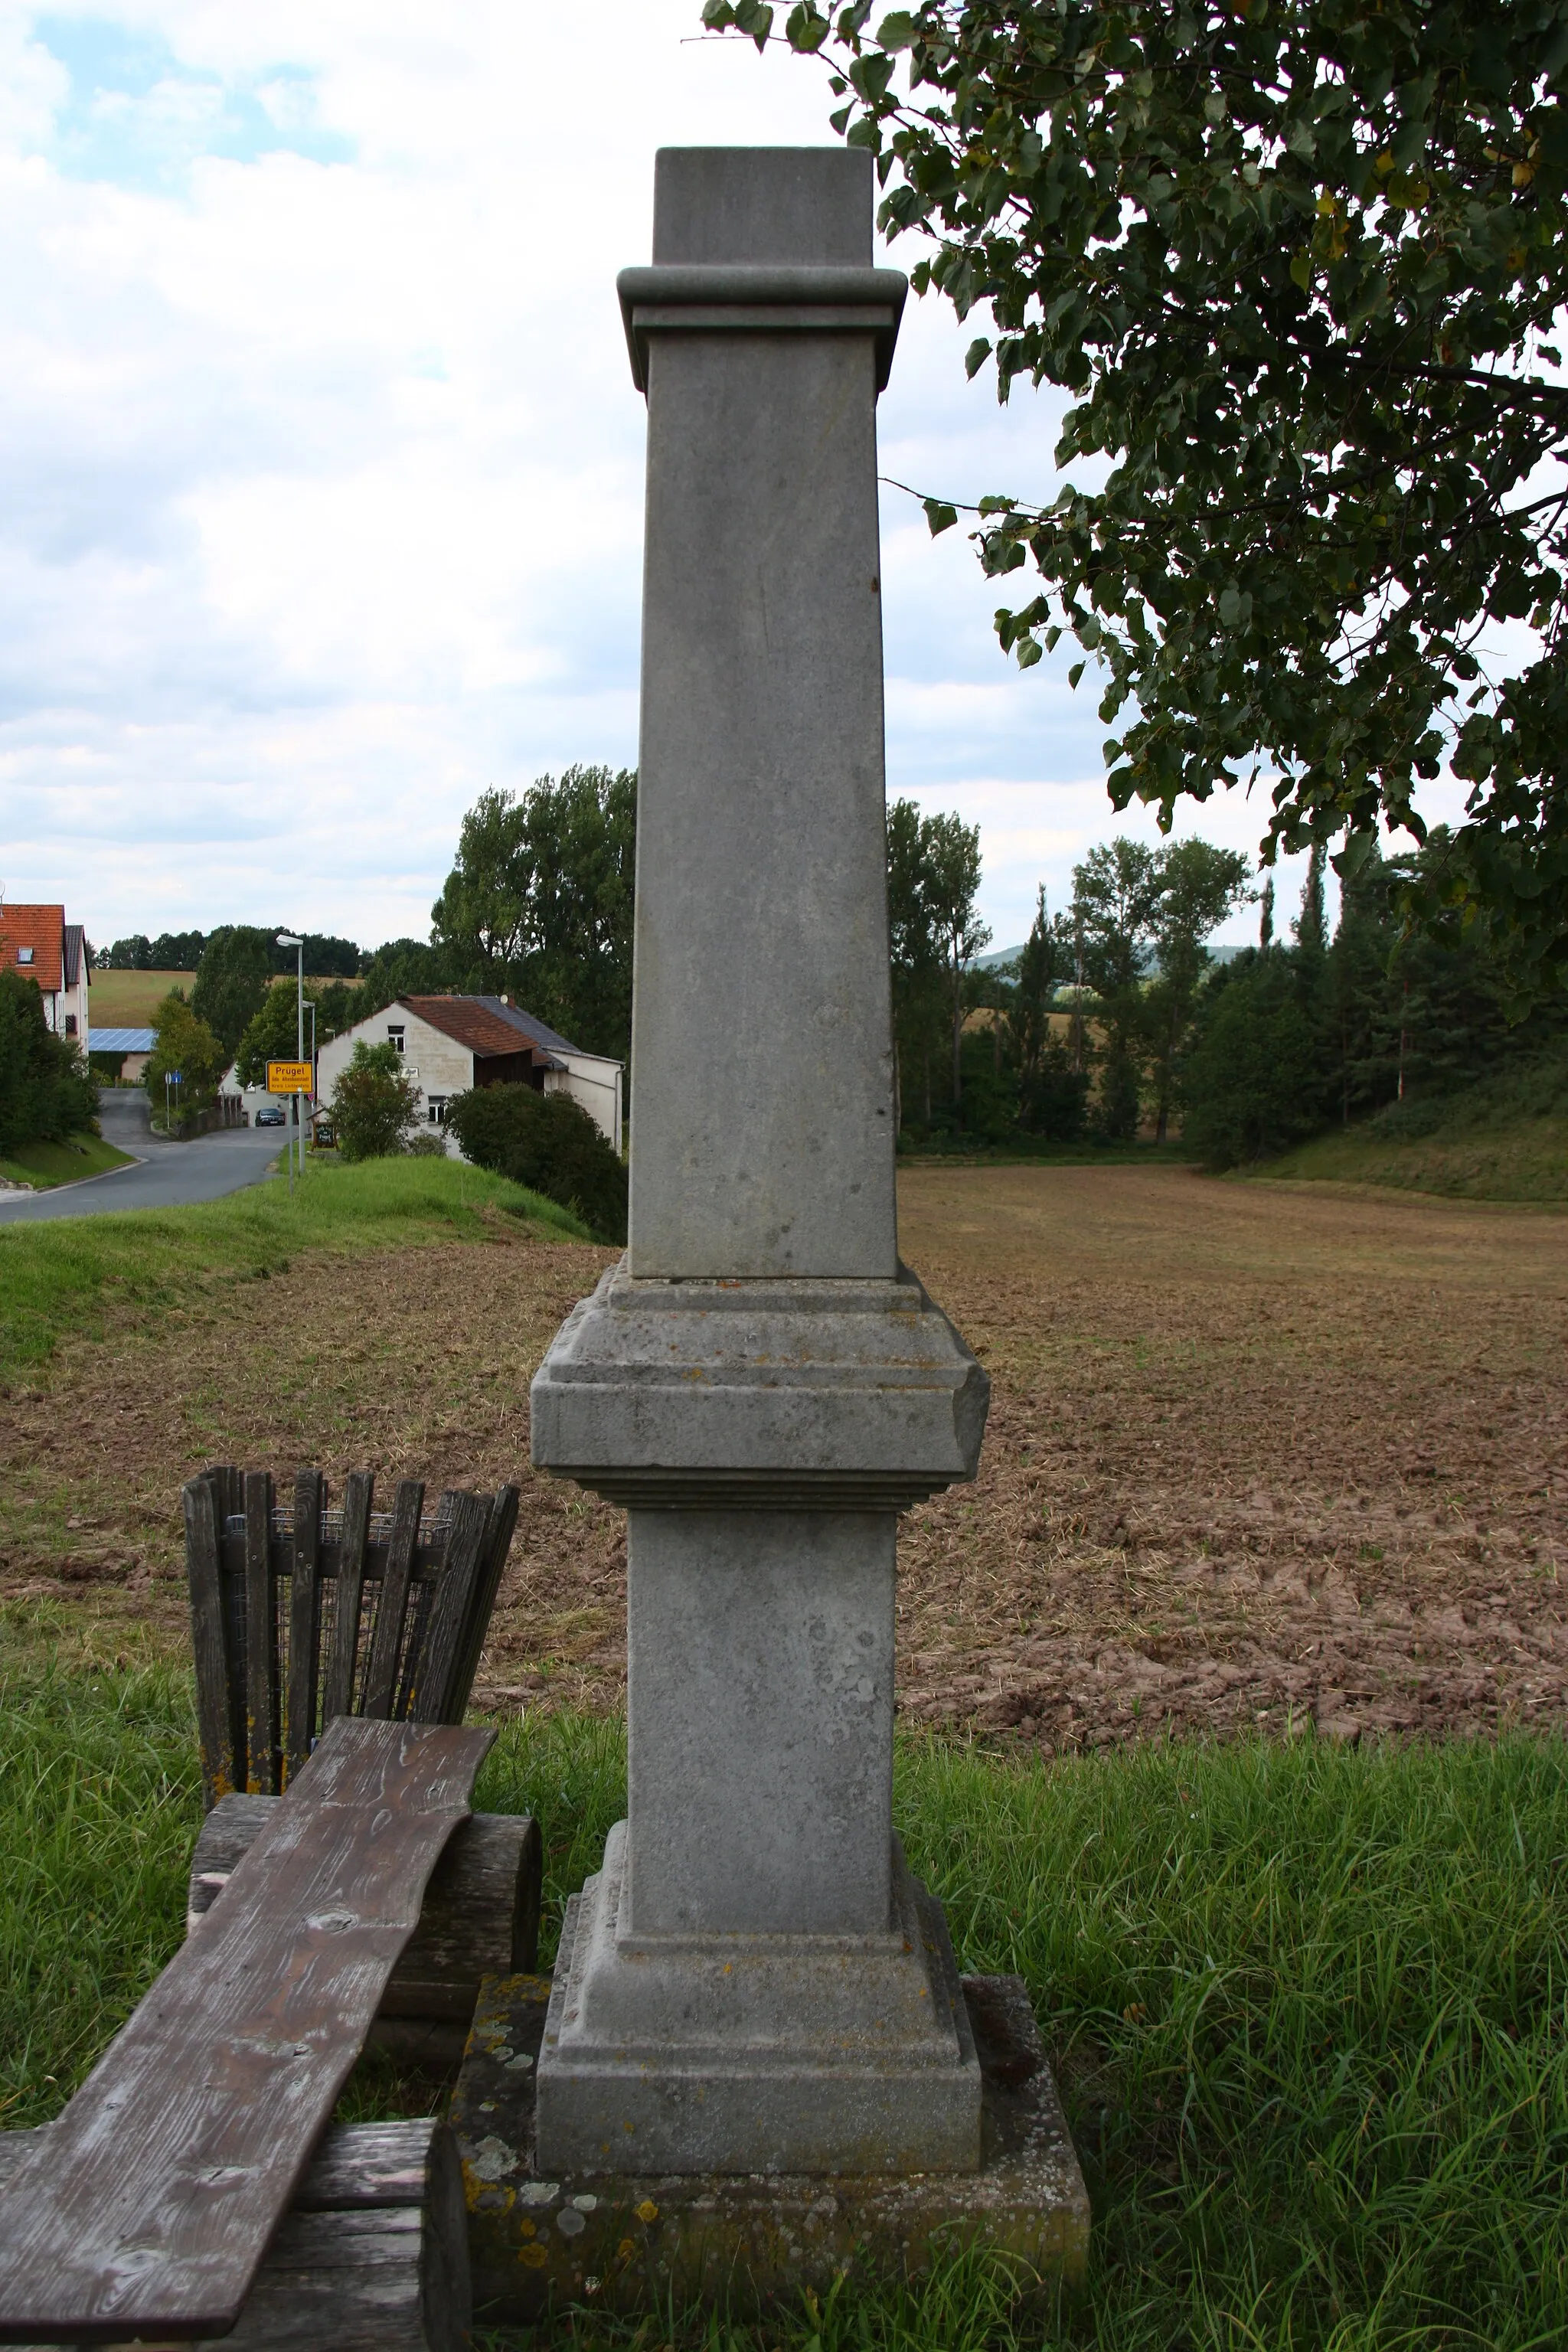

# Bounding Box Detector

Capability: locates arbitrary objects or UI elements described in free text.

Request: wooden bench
[183,1468,520,1805]
[0,2120,468,2352]
[188,1792,541,2066]
[0,1718,494,2348]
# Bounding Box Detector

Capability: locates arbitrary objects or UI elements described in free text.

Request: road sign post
[266,1057,312,1197]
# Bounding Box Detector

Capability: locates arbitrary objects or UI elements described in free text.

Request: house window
[64,1014,77,1036]
[427,1096,448,1125]
[387,1025,405,1054]
[16,947,34,965]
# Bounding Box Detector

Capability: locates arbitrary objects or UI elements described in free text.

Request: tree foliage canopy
[707,0,1568,999]
[191,927,273,1057]
[886,797,988,1110]
[430,767,636,1060]
[0,974,97,1155]
[144,992,228,1121]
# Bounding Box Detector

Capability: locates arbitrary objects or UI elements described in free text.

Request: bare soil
[4,1171,1566,1748]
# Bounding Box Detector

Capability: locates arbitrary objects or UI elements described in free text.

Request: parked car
[253,1105,286,1127]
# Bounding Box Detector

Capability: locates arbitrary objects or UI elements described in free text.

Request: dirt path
[4,1171,1566,1746]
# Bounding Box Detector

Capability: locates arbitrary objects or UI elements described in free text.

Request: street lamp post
[276,934,305,1193]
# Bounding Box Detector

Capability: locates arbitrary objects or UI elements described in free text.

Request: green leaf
[1289,249,1313,290]
[1069,660,1086,688]
[1017,637,1044,669]
[923,499,959,536]
[964,337,992,380]
[874,9,916,44]
[785,2,829,49]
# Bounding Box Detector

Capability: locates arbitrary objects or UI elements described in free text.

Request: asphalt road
[0,1092,287,1225]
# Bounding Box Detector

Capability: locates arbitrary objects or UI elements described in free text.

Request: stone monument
[459,152,1088,2312]
[528,145,989,2179]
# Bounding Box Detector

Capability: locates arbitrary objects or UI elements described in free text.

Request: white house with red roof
[315,995,622,1154]
[0,904,90,1043]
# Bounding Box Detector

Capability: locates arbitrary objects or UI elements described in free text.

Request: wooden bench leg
[0,2120,469,2352]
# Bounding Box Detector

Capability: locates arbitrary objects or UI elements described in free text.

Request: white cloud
[0,2,1471,958]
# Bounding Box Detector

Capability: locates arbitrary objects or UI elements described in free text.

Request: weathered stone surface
[624,1513,897,1935]
[457,1971,1089,2321]
[531,144,993,2187]
[534,1824,979,2177]
[624,145,903,1284]
[530,1261,988,1511]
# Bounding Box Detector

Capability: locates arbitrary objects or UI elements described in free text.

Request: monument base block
[534,1824,980,2176]
[456,1971,1090,2322]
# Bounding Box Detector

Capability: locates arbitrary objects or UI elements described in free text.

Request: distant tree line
[99,929,361,978]
[891,809,1251,1151]
[99,763,1568,1168]
[1184,842,1568,1169]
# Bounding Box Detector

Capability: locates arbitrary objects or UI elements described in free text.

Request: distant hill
[972,939,1252,980]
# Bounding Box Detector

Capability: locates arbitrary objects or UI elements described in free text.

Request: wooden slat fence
[184,1468,520,1807]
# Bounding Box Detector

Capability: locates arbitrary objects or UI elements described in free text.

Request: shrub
[446,1084,626,1242]
[0,973,98,1155]
[332,1042,420,1161]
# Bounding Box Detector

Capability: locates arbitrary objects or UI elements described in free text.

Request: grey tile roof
[469,997,583,1058]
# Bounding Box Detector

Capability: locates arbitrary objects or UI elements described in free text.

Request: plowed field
[5,1168,1566,1748]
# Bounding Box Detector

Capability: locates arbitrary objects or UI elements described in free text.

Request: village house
[315,995,623,1154]
[0,905,90,1040]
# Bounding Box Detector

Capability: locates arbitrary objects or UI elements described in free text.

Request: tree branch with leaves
[704,0,1568,1001]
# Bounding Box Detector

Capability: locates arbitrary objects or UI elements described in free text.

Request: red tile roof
[0,905,65,994]
[400,995,560,1063]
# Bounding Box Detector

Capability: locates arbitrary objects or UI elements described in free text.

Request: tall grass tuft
[0,1658,201,2127]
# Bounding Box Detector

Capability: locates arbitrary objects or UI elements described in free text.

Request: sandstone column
[529,147,988,2177]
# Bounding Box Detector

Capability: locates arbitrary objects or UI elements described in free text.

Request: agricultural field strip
[2,1165,1564,1746]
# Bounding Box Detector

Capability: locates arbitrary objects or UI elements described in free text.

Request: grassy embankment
[1262,1044,1568,1204]
[0,1152,590,1379]
[0,1133,136,1191]
[2,1654,1564,2351]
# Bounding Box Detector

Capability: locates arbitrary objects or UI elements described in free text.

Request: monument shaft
[531,148,988,2177]
[632,325,897,1279]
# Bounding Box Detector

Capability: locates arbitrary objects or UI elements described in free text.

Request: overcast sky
[1,2,1469,957]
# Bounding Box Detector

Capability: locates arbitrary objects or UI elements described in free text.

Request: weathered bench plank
[188,1792,543,2022]
[0,1718,492,2346]
[0,2121,469,2352]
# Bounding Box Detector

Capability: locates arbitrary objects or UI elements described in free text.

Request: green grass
[86,970,196,1024]
[0,1132,137,1191]
[1261,1045,1568,1205]
[6,1658,1564,2350]
[0,1152,593,1378]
